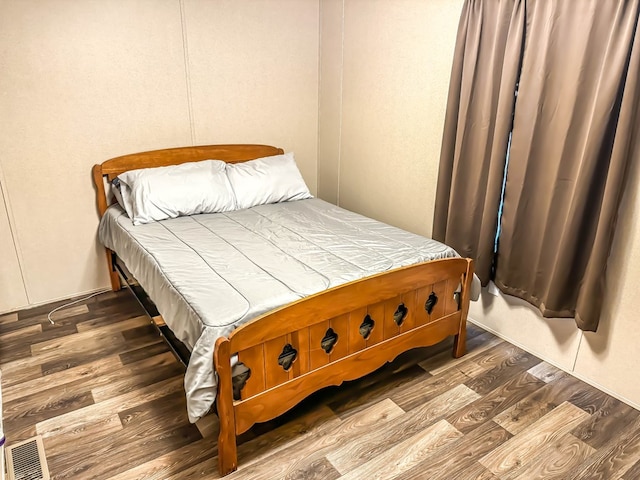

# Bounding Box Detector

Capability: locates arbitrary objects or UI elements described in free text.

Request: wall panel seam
[337,0,345,206]
[0,170,30,305]
[317,0,322,196]
[179,0,196,145]
[571,330,583,371]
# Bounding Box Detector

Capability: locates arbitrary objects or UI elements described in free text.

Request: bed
[92,144,476,476]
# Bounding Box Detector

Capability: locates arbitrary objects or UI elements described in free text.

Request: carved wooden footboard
[214,256,474,476]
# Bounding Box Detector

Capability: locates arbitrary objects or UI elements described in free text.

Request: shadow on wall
[582,132,640,357]
[477,285,577,349]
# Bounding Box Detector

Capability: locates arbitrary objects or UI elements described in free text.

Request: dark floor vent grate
[5,436,50,480]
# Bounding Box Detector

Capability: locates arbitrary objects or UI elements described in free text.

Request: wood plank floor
[2,290,640,479]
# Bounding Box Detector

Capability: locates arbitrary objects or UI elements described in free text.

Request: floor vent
[5,436,50,480]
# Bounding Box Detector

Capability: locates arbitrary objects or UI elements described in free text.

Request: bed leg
[215,337,238,476]
[453,260,474,358]
[105,249,121,291]
[453,329,466,358]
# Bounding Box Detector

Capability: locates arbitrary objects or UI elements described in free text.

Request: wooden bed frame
[92,144,474,476]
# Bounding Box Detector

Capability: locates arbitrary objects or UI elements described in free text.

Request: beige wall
[319,0,462,237]
[319,0,640,409]
[318,0,344,204]
[572,146,640,406]
[0,174,28,312]
[184,0,319,186]
[0,0,319,312]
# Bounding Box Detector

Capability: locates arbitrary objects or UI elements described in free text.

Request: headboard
[92,144,284,217]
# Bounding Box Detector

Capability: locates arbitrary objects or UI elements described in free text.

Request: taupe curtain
[495,0,640,331]
[435,0,640,331]
[433,0,525,283]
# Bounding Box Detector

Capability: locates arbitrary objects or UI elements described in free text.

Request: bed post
[92,164,121,291]
[105,249,121,291]
[453,258,474,358]
[214,337,238,476]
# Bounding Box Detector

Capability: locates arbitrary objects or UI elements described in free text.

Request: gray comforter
[99,198,476,422]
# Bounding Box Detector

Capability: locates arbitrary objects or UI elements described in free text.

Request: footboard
[213,257,474,475]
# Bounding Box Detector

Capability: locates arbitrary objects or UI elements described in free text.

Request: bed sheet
[99,198,478,422]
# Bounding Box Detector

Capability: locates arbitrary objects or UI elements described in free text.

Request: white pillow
[116,160,236,225]
[111,178,131,217]
[226,152,312,210]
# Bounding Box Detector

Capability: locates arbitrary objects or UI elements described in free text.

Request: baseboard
[468,317,640,412]
[0,286,111,316]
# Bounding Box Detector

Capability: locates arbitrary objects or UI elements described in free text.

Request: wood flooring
[2,290,640,479]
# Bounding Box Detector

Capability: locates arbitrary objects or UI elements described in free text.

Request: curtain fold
[494,0,640,331]
[433,0,525,284]
[435,0,640,331]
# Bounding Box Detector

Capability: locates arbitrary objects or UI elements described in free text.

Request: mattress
[99,198,477,422]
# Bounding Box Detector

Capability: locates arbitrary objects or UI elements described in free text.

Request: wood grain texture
[620,456,640,480]
[390,367,470,412]
[506,433,596,480]
[338,419,462,479]
[479,401,591,476]
[97,144,284,177]
[326,383,479,474]
[229,258,471,351]
[224,399,405,480]
[492,372,589,435]
[565,414,640,480]
[35,376,184,438]
[2,356,122,404]
[464,348,542,396]
[570,395,640,449]
[232,312,463,434]
[0,311,18,323]
[527,361,568,383]
[393,421,512,480]
[214,337,239,476]
[447,371,546,434]
[2,290,640,479]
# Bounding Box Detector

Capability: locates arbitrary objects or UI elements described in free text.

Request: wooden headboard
[92,144,284,217]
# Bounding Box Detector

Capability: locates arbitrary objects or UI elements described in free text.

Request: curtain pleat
[436,0,640,331]
[433,0,525,284]
[494,0,640,331]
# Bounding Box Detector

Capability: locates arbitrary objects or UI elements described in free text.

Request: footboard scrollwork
[359,315,375,339]
[214,257,474,476]
[232,363,251,401]
[321,328,339,353]
[425,292,438,314]
[278,344,298,371]
[393,303,408,326]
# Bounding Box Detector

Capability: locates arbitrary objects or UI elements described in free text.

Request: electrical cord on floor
[47,289,111,325]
